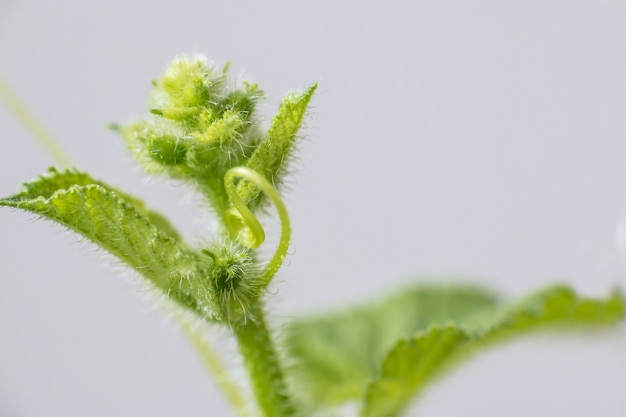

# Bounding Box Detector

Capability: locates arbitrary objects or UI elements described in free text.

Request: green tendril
[223,166,291,287]
[224,168,266,249]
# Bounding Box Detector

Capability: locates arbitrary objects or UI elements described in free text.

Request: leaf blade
[283,285,499,406]
[0,168,199,311]
[239,83,317,208]
[361,286,625,417]
[4,167,183,240]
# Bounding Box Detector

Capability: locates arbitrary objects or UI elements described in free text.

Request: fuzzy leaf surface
[6,167,182,240]
[0,167,200,310]
[362,286,625,417]
[240,83,317,208]
[283,285,499,406]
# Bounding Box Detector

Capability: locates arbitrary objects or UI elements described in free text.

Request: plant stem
[172,310,249,417]
[0,78,73,166]
[233,304,296,417]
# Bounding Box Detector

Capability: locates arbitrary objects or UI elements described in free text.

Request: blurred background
[1,0,626,416]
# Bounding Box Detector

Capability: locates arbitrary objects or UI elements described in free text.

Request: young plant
[1,55,624,417]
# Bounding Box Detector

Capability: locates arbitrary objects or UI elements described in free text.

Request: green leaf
[283,285,499,407]
[362,286,625,417]
[239,83,317,209]
[0,167,199,311]
[7,167,182,240]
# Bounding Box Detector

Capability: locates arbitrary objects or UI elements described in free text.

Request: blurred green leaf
[362,286,625,417]
[283,285,499,406]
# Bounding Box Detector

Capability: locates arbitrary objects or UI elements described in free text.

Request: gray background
[1,0,626,416]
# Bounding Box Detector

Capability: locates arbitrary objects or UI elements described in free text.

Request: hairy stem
[233,304,296,417]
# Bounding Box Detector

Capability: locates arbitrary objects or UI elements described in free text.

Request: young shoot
[1,54,623,417]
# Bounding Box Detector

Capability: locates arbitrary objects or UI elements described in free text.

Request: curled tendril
[223,166,291,287]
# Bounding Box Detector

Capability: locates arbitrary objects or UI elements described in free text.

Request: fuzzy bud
[199,241,262,325]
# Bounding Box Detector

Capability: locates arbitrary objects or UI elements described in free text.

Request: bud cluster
[118,56,264,214]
